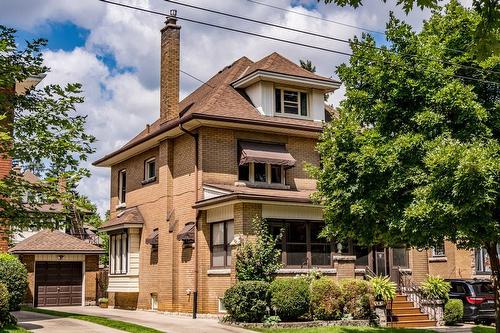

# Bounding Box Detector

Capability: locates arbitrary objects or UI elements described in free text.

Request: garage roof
[9,230,105,254]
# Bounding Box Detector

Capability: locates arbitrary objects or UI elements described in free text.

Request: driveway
[13,310,122,333]
[42,306,253,333]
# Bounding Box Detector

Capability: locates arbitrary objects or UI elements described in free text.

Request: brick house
[94,13,483,315]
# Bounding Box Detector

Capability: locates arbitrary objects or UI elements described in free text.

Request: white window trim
[431,244,446,257]
[110,231,129,275]
[274,86,310,119]
[118,169,126,205]
[144,157,156,181]
[218,297,227,313]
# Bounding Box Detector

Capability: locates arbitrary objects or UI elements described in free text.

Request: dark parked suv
[446,279,495,324]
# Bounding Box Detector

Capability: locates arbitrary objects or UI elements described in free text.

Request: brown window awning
[239,141,296,167]
[177,222,195,242]
[145,229,159,245]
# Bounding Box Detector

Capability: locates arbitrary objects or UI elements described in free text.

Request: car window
[472,282,494,296]
[450,282,467,294]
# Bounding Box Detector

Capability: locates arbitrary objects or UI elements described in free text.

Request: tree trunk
[485,243,500,333]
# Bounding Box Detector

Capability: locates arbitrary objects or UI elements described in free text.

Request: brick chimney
[160,10,181,124]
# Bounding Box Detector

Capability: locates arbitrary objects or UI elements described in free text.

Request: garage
[35,261,83,307]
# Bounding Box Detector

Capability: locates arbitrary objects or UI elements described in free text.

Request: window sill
[429,256,448,262]
[277,268,337,275]
[234,181,290,190]
[207,268,231,275]
[141,176,157,185]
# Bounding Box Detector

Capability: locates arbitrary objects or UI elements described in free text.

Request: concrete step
[388,319,437,328]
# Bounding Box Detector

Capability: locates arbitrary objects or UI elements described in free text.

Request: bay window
[110,231,128,275]
[211,220,234,268]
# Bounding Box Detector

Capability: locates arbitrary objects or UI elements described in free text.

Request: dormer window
[275,88,308,117]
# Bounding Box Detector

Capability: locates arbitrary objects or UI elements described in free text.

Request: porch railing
[398,270,441,321]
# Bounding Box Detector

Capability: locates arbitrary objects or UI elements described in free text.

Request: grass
[21,306,163,333]
[472,326,495,333]
[0,325,29,333]
[252,327,439,333]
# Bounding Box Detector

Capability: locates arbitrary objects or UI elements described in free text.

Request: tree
[300,59,317,73]
[0,25,95,233]
[322,0,499,58]
[235,217,282,282]
[311,1,500,329]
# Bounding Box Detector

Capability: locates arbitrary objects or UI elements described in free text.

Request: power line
[98,0,499,86]
[180,69,214,88]
[164,0,499,77]
[246,0,385,35]
[246,0,468,56]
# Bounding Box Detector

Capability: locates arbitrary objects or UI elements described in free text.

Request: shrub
[421,275,450,301]
[444,299,463,325]
[0,283,15,327]
[236,217,283,282]
[310,277,343,320]
[340,279,374,319]
[0,253,28,311]
[222,281,269,323]
[269,278,310,321]
[369,276,396,302]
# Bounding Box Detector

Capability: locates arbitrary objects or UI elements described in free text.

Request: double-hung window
[275,88,308,117]
[118,170,126,204]
[110,231,128,275]
[211,220,234,268]
[144,158,156,182]
[432,241,446,257]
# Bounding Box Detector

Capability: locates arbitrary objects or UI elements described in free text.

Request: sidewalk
[43,306,253,333]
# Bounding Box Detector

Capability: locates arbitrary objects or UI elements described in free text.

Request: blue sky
[1,0,445,215]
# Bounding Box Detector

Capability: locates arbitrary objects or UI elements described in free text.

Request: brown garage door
[35,261,82,307]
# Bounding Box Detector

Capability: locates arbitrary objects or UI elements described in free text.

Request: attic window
[275,88,308,117]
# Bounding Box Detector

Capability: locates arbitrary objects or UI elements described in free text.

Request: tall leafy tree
[311,1,500,328]
[0,26,95,234]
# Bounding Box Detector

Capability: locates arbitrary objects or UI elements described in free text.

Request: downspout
[179,120,199,319]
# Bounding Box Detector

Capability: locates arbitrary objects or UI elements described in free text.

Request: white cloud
[1,0,444,215]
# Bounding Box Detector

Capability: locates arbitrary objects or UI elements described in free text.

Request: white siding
[311,89,325,122]
[262,204,323,220]
[128,228,140,275]
[107,275,140,292]
[107,227,141,292]
[35,254,85,262]
[207,205,234,223]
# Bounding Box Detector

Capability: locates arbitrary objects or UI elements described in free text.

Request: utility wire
[98,0,499,86]
[180,69,214,88]
[246,0,468,56]
[247,0,385,35]
[164,0,499,77]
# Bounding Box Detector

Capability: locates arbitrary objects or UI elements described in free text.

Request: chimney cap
[165,9,179,27]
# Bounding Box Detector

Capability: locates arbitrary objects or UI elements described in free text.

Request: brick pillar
[160,10,181,124]
[333,255,356,280]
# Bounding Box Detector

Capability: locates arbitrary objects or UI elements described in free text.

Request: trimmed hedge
[0,254,28,311]
[340,279,374,319]
[269,278,310,321]
[444,299,463,325]
[222,281,269,323]
[0,282,15,327]
[310,277,343,320]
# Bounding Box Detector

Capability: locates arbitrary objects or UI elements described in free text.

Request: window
[271,220,332,268]
[110,231,128,275]
[392,247,409,268]
[354,244,369,267]
[118,170,126,204]
[238,162,285,185]
[476,248,491,273]
[144,158,156,181]
[271,165,282,184]
[432,241,446,257]
[254,163,267,182]
[275,88,308,116]
[211,220,234,268]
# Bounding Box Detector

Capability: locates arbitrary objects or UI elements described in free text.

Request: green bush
[421,275,450,301]
[269,278,310,321]
[0,283,15,327]
[340,279,374,319]
[444,299,464,325]
[0,254,28,311]
[222,281,269,323]
[310,277,343,320]
[370,276,396,302]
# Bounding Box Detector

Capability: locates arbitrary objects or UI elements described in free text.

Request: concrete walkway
[43,306,253,333]
[13,310,123,333]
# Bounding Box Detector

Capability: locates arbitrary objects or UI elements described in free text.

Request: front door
[375,249,387,276]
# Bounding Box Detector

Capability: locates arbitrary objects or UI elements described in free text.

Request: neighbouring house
[93,12,488,316]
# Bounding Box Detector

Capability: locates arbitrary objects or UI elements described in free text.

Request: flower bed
[224,319,371,329]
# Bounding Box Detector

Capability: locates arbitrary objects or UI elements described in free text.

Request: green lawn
[252,327,438,333]
[21,306,163,333]
[471,326,495,333]
[0,325,29,333]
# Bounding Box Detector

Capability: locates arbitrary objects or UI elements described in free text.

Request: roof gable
[9,230,104,254]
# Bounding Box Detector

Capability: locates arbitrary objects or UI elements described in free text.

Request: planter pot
[374,300,386,307]
[99,303,108,308]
